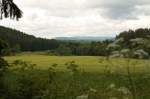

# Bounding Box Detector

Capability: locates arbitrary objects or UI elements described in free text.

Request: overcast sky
[0,0,150,38]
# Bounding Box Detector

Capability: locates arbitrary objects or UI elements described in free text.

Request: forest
[0,26,150,59]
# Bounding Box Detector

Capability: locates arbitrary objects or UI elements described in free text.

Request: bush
[120,49,131,58]
[110,51,121,58]
[0,39,10,56]
[107,43,121,51]
[133,49,149,59]
[0,58,8,98]
[0,58,8,70]
[47,45,72,56]
[9,60,46,99]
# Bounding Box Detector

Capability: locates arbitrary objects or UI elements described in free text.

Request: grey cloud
[86,0,150,20]
[1,0,150,38]
[101,0,150,20]
[136,5,150,16]
[17,0,150,20]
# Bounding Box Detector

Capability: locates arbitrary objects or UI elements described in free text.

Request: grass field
[3,54,150,99]
[4,54,150,72]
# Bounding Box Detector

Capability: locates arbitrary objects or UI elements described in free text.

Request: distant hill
[0,26,59,51]
[55,36,114,41]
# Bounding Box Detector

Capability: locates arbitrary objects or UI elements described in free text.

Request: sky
[0,0,150,38]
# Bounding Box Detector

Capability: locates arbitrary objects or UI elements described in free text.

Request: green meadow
[2,54,150,99]
[4,54,150,72]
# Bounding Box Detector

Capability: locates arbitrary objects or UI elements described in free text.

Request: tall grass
[1,57,150,99]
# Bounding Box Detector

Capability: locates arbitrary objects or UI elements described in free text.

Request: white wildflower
[109,97,118,99]
[117,87,131,95]
[89,88,97,93]
[108,83,116,89]
[76,94,88,99]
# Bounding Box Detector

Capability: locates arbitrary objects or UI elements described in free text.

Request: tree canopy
[0,0,22,20]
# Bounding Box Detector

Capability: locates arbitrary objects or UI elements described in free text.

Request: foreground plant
[0,57,8,98]
[0,0,22,20]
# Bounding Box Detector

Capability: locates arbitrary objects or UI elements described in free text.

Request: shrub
[10,60,45,99]
[107,43,121,51]
[120,49,131,58]
[133,49,149,59]
[0,58,8,98]
[110,51,121,58]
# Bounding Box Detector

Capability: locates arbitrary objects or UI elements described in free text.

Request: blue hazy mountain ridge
[55,36,114,41]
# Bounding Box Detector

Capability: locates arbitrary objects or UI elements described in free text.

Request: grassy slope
[4,54,150,72]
